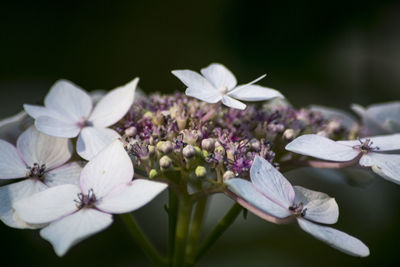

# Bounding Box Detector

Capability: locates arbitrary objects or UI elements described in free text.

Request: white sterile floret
[225,156,369,257]
[24,78,139,160]
[0,126,82,228]
[285,134,400,184]
[171,63,283,110]
[352,101,400,135]
[13,140,168,257]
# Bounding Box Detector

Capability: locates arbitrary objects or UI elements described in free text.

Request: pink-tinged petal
[17,126,73,170]
[14,184,80,225]
[89,78,138,127]
[80,140,133,198]
[172,70,221,103]
[44,79,93,121]
[221,95,246,110]
[0,140,27,179]
[250,156,295,208]
[297,218,369,257]
[200,63,237,90]
[360,153,400,184]
[0,111,33,144]
[76,127,120,160]
[97,179,167,214]
[40,208,113,257]
[225,178,291,219]
[293,186,338,224]
[286,134,360,162]
[45,162,84,187]
[228,84,283,101]
[0,179,48,228]
[35,116,80,138]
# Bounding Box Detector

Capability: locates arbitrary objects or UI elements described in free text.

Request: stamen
[27,163,46,179]
[75,189,97,209]
[289,202,306,217]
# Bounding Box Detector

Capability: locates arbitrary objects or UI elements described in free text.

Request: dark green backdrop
[1,1,400,266]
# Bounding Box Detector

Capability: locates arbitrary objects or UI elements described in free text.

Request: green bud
[195,166,207,178]
[148,145,155,157]
[157,141,173,154]
[159,155,173,169]
[149,169,158,179]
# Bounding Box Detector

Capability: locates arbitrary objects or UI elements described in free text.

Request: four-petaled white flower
[14,139,168,256]
[172,63,283,110]
[352,102,400,135]
[0,126,82,228]
[285,134,400,184]
[24,78,138,160]
[225,156,369,257]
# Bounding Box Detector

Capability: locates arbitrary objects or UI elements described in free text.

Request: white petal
[172,70,221,103]
[97,179,167,214]
[228,84,283,101]
[225,178,291,219]
[0,179,48,228]
[0,140,27,179]
[44,79,93,121]
[297,218,369,257]
[221,95,247,110]
[293,186,338,224]
[359,153,400,184]
[80,140,133,199]
[286,134,360,162]
[0,111,33,144]
[35,116,80,138]
[17,126,73,170]
[89,78,138,127]
[76,127,120,160]
[40,208,113,257]
[200,63,237,90]
[250,156,294,208]
[367,102,400,133]
[338,134,400,151]
[14,184,80,225]
[23,104,53,119]
[45,162,84,187]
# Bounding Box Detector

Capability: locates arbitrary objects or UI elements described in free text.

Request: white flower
[0,111,32,144]
[285,134,400,184]
[171,63,283,110]
[352,101,400,135]
[0,126,82,228]
[14,140,168,256]
[225,156,369,257]
[24,78,138,160]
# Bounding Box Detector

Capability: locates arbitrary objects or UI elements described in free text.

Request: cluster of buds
[116,93,355,186]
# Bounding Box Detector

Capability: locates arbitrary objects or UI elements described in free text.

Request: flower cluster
[0,62,399,265]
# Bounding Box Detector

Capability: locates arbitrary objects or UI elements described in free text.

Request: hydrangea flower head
[14,139,167,256]
[0,126,82,228]
[285,134,400,184]
[172,63,283,110]
[225,156,369,257]
[24,78,138,160]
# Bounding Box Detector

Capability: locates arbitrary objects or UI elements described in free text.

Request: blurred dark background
[1,0,400,266]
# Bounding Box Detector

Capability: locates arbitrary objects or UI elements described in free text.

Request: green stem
[168,188,179,260]
[120,213,167,266]
[172,196,193,267]
[186,197,208,265]
[195,203,243,262]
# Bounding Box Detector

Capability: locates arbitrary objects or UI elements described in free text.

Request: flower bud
[157,141,173,154]
[176,116,187,130]
[223,170,235,181]
[149,169,158,179]
[183,145,196,159]
[124,126,137,137]
[159,155,173,169]
[148,145,155,157]
[201,138,215,152]
[283,129,295,141]
[195,166,207,178]
[249,139,260,151]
